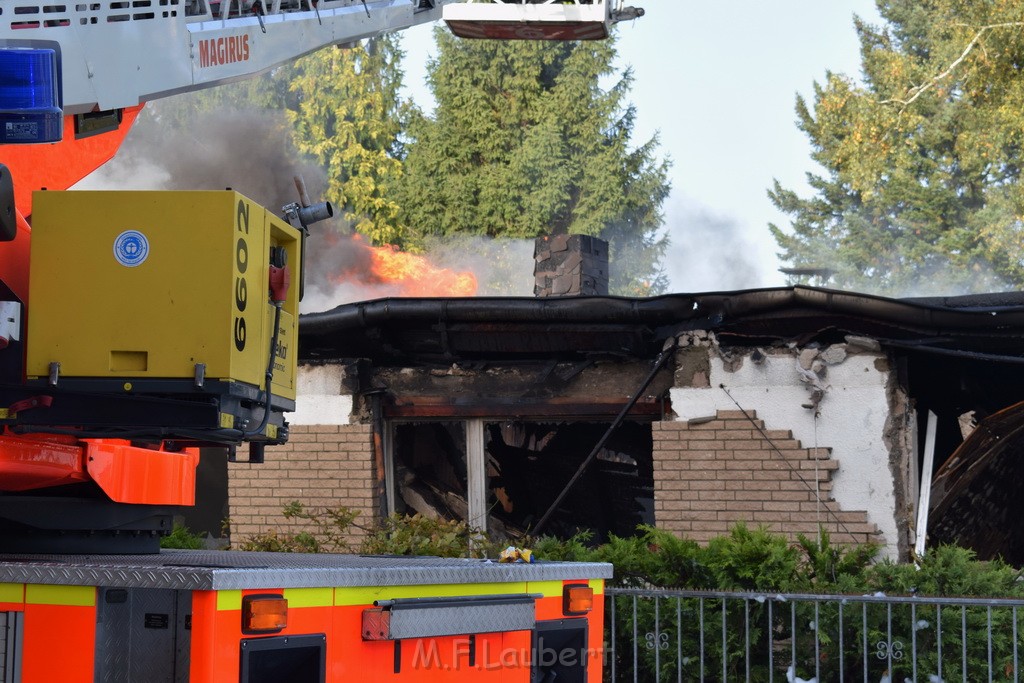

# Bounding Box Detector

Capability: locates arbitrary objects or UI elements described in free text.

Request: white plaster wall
[290,364,353,426]
[670,351,900,558]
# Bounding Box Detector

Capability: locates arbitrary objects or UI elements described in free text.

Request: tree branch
[879,21,1024,109]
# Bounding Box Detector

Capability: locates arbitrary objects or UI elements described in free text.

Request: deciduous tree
[771,1,1024,294]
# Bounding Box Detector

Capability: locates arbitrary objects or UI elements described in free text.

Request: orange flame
[327,234,478,298]
[368,244,477,296]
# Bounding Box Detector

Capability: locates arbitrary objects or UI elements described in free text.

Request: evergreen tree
[771,2,1024,295]
[288,37,408,245]
[396,30,670,295]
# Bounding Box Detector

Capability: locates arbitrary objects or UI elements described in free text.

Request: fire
[325,234,478,299]
[368,243,478,297]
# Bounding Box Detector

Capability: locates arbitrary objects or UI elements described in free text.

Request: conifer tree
[772,2,1024,294]
[288,36,408,245]
[396,30,670,295]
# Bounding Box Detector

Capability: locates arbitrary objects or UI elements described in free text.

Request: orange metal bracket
[85,440,199,505]
[0,432,89,491]
[0,432,198,506]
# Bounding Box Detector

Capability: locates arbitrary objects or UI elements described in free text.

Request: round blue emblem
[113,230,150,267]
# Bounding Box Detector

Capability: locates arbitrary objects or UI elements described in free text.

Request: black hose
[244,302,283,438]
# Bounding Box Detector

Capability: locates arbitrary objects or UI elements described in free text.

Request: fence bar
[676,598,682,683]
[911,602,917,683]
[887,602,893,679]
[721,599,727,683]
[744,599,750,682]
[839,601,844,682]
[656,597,662,683]
[988,605,993,683]
[699,597,705,682]
[1015,605,1019,683]
[937,604,943,681]
[862,602,868,683]
[962,605,967,682]
[633,595,638,683]
[814,601,820,683]
[791,602,796,677]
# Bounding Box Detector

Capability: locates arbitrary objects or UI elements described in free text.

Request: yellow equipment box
[27,190,300,402]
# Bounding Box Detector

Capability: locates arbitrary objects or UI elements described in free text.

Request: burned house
[225,282,1024,562]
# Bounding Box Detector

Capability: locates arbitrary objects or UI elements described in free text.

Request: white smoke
[662,196,779,293]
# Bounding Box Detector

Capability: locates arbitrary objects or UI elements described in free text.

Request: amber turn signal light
[563,584,594,616]
[242,594,288,634]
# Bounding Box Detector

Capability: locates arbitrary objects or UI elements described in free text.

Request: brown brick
[724,459,762,471]
[682,510,718,521]
[716,470,752,481]
[690,499,729,511]
[762,439,802,451]
[736,480,782,492]
[772,491,813,502]
[681,440,726,451]
[764,501,798,513]
[723,439,765,450]
[799,460,839,471]
[718,430,756,441]
[730,449,768,460]
[688,419,727,431]
[726,501,764,512]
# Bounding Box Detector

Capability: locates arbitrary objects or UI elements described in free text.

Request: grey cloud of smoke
[77,101,523,312]
[662,197,778,293]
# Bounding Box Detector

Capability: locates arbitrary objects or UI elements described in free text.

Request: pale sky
[403,1,883,293]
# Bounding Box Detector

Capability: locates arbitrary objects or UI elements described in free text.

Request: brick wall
[653,410,880,546]
[228,424,376,549]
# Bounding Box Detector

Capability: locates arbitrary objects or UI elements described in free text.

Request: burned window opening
[392,422,469,524]
[388,419,653,543]
[486,421,654,543]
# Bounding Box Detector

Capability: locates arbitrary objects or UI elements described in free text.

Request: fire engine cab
[0,0,643,679]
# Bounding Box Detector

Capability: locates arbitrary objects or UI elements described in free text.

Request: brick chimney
[534,234,609,297]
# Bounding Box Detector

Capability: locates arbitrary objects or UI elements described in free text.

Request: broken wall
[228,335,912,559]
[667,333,910,559]
[653,410,879,545]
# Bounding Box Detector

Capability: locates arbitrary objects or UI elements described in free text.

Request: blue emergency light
[0,48,63,144]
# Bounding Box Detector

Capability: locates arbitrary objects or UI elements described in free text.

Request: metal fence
[604,588,1024,682]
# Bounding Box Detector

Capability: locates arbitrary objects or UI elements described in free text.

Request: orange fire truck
[0,0,643,680]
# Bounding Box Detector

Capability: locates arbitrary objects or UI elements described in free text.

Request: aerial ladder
[0,1,640,679]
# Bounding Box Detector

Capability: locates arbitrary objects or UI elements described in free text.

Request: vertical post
[914,410,938,558]
[383,420,396,518]
[466,419,487,532]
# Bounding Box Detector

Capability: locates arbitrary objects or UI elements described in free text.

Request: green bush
[362,513,498,558]
[231,501,360,553]
[160,523,206,550]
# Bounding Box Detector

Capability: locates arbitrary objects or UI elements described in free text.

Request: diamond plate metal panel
[0,551,611,591]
